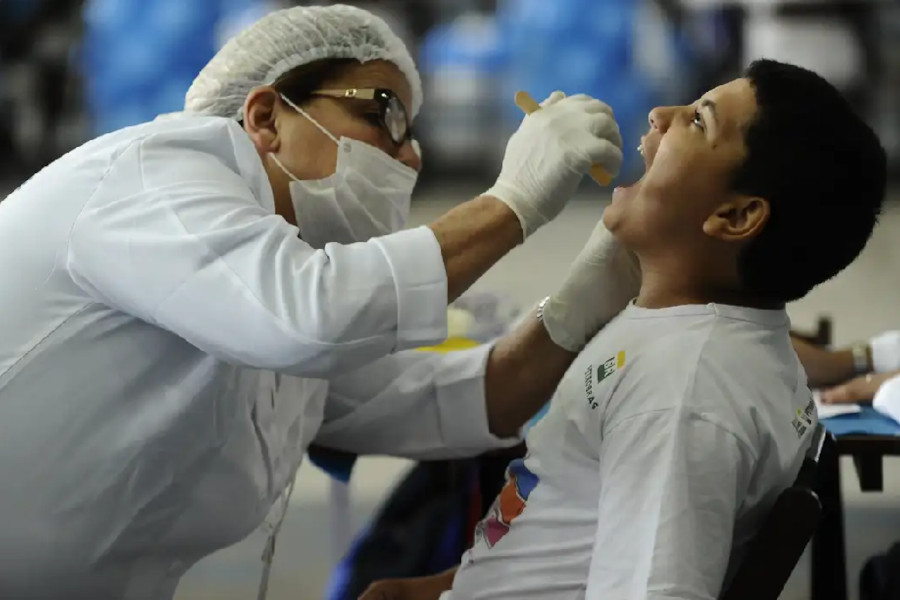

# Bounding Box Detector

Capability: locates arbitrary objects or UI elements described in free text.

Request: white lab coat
[0,115,515,599]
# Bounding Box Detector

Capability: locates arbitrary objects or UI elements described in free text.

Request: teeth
[637,144,644,156]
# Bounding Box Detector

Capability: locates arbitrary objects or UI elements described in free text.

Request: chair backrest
[720,423,829,600]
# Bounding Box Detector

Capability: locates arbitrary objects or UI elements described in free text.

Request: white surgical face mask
[269,95,418,249]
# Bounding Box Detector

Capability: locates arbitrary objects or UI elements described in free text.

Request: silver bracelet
[536,296,551,323]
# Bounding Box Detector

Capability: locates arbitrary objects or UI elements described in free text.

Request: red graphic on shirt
[476,459,539,549]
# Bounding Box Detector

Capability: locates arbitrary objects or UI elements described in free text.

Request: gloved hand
[485,91,623,239]
[542,220,641,352]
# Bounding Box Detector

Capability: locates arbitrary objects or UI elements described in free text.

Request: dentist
[0,5,635,598]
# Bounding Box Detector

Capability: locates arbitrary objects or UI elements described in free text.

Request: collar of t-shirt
[622,300,789,328]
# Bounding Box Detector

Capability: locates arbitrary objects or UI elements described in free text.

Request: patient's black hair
[732,59,886,303]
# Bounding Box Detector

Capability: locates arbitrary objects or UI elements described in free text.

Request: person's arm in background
[791,335,862,388]
[820,369,900,404]
[793,330,900,400]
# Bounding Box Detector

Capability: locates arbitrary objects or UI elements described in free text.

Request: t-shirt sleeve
[586,408,754,600]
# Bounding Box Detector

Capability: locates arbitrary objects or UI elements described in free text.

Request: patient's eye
[692,109,705,131]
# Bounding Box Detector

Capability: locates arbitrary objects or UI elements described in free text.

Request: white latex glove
[485,91,624,239]
[542,221,641,352]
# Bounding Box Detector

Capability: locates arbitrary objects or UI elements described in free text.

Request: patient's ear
[702,195,770,242]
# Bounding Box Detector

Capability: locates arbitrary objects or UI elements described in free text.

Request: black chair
[722,423,830,600]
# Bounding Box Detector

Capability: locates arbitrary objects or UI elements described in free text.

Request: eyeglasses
[311,88,412,146]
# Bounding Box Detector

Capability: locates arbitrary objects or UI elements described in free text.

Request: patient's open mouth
[615,143,647,190]
[638,134,654,171]
[610,139,649,202]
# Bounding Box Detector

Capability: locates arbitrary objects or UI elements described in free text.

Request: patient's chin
[603,194,629,232]
[605,175,645,233]
[612,176,643,203]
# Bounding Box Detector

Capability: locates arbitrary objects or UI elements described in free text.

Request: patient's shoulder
[623,312,796,384]
[606,331,712,413]
[604,320,797,430]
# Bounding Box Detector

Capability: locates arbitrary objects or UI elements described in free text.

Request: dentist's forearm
[484,311,578,438]
[429,568,458,596]
[358,567,458,600]
[428,196,523,302]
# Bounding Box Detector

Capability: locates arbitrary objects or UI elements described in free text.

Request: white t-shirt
[446,302,817,600]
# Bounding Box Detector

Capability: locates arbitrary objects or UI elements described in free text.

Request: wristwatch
[851,342,870,375]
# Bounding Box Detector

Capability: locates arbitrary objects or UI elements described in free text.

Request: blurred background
[2,1,900,599]
[1,0,899,185]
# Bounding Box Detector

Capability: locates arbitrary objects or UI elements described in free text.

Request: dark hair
[271,58,359,106]
[731,59,887,303]
[238,59,358,125]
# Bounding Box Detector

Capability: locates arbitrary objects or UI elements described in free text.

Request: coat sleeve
[314,345,521,459]
[66,126,448,377]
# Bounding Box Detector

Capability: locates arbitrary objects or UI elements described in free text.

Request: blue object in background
[0,0,41,23]
[418,14,512,166]
[496,0,661,178]
[307,446,357,484]
[82,0,264,135]
[823,406,900,437]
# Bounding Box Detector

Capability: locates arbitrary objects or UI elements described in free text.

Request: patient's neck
[636,260,784,311]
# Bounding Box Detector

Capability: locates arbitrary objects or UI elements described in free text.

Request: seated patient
[362,59,887,600]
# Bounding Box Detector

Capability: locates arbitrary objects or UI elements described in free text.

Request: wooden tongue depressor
[514,91,613,186]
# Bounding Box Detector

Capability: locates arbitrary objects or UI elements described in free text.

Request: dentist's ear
[243,86,282,156]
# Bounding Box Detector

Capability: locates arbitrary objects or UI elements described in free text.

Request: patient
[361,59,887,600]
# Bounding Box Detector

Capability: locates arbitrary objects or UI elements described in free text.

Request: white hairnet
[184,4,422,120]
